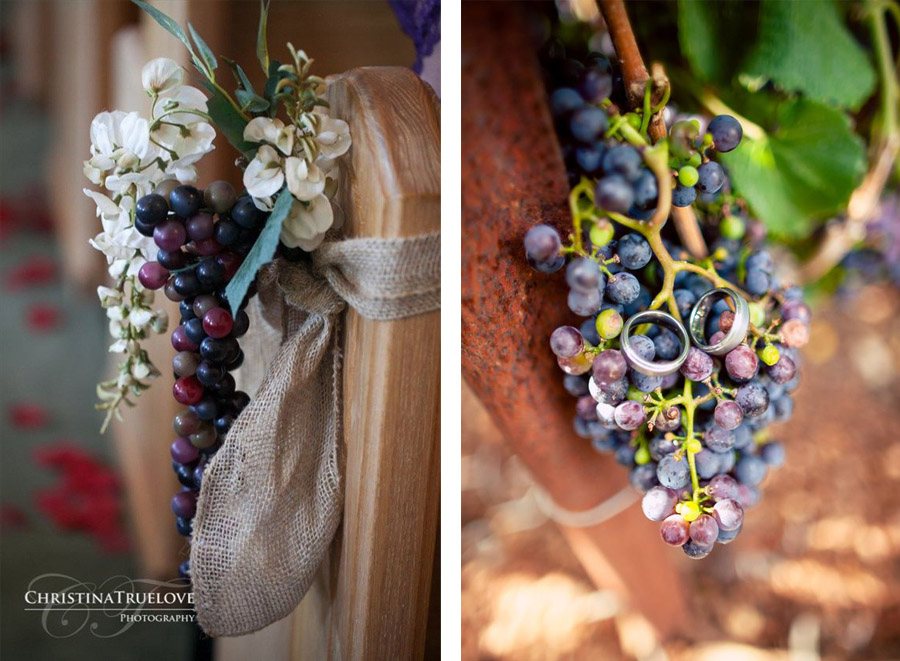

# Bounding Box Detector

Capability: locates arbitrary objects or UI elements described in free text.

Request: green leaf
[225,189,294,317]
[223,57,256,95]
[742,0,876,109]
[203,80,254,154]
[677,0,759,85]
[236,89,270,113]
[132,1,207,82]
[131,0,194,54]
[721,98,867,240]
[257,0,271,74]
[188,22,217,73]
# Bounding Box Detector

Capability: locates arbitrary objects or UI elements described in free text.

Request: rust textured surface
[461,2,687,637]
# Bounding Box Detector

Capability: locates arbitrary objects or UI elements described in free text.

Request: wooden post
[461,2,687,639]
[314,66,441,660]
[217,67,440,660]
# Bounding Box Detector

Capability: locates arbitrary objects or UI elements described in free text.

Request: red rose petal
[5,255,57,290]
[26,304,62,331]
[10,403,49,429]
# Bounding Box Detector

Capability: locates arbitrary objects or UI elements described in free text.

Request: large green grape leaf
[721,99,866,239]
[742,0,876,109]
[677,0,758,85]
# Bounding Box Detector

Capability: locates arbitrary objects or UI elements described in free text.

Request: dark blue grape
[760,441,785,466]
[176,516,193,536]
[632,171,658,210]
[705,423,736,453]
[673,288,697,318]
[524,224,562,262]
[697,162,725,194]
[214,218,242,246]
[595,175,634,214]
[744,268,770,296]
[672,185,697,207]
[653,328,680,360]
[184,318,206,345]
[575,145,604,174]
[736,383,770,417]
[563,374,590,397]
[550,87,584,117]
[170,185,202,218]
[695,449,721,479]
[657,454,690,489]
[708,115,743,153]
[606,272,640,304]
[617,233,651,270]
[579,69,613,103]
[231,197,263,229]
[569,107,608,143]
[190,395,218,421]
[567,288,602,316]
[157,249,189,270]
[566,257,602,293]
[579,317,601,345]
[197,258,224,288]
[615,444,636,466]
[735,455,768,486]
[135,219,155,237]
[623,286,652,318]
[602,145,642,180]
[629,370,662,393]
[136,193,169,225]
[629,463,659,492]
[173,271,201,297]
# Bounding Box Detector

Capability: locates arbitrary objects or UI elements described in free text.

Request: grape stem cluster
[565,2,767,504]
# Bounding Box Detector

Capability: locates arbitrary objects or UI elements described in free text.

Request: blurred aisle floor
[0,56,194,661]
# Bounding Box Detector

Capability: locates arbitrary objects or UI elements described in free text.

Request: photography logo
[23,574,195,638]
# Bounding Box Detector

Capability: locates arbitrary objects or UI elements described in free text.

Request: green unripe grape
[676,500,701,522]
[626,113,642,130]
[589,219,615,247]
[627,386,644,402]
[688,152,702,168]
[720,214,746,240]
[684,438,702,454]
[595,307,623,339]
[635,445,651,465]
[678,166,699,187]
[749,302,766,327]
[759,344,780,366]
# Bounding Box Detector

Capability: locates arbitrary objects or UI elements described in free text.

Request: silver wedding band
[620,310,690,377]
[688,287,750,355]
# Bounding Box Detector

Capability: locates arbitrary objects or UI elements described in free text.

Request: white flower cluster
[242,110,350,251]
[84,58,215,427]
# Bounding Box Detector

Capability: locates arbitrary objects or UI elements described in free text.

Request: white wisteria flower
[280,193,334,251]
[85,56,218,431]
[244,144,285,200]
[84,111,155,187]
[313,111,351,159]
[141,57,184,93]
[284,156,326,202]
[244,117,295,156]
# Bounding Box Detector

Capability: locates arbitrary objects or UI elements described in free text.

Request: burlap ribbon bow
[190,232,440,637]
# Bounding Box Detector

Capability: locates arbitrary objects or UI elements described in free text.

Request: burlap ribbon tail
[189,232,440,637]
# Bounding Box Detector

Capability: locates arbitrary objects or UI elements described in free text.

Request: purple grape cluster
[135,180,265,580]
[527,40,810,559]
[542,45,742,219]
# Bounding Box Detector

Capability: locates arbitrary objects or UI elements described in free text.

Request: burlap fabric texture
[190,232,440,637]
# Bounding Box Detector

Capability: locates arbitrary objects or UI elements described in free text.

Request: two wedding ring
[620,287,750,377]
